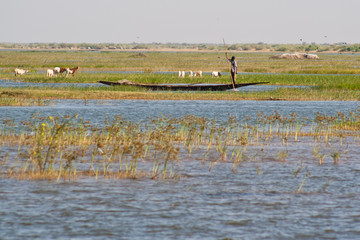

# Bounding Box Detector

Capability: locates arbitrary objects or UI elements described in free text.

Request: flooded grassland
[1,99,360,239]
[1,50,360,239]
[0,50,360,102]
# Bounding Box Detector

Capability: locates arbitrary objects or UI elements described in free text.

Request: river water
[1,93,360,239]
[1,98,359,126]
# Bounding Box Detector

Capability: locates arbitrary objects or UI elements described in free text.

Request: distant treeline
[1,42,360,52]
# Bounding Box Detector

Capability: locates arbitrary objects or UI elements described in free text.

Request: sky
[1,0,358,44]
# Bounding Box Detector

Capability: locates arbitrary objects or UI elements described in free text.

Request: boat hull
[99,80,269,91]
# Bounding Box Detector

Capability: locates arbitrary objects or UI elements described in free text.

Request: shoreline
[1,88,359,104]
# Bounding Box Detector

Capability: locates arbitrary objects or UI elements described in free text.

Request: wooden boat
[99,79,269,91]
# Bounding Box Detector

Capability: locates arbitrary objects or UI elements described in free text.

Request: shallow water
[1,156,360,240]
[1,99,360,239]
[1,99,359,127]
[0,79,101,88]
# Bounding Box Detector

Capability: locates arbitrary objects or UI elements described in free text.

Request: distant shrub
[132,45,149,50]
[295,45,306,52]
[206,45,216,50]
[197,44,208,50]
[275,47,288,52]
[255,45,264,51]
[317,46,331,52]
[305,45,319,52]
[228,44,241,50]
[339,45,360,52]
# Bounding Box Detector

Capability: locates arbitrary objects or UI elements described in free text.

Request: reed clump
[1,109,359,181]
[0,91,51,106]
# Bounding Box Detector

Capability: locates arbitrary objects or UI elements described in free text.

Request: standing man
[229,56,237,86]
[223,38,238,90]
[225,52,237,89]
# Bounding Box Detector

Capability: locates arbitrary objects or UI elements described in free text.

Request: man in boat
[225,52,237,88]
[229,56,237,86]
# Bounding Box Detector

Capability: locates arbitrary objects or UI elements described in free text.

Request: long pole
[223,38,235,90]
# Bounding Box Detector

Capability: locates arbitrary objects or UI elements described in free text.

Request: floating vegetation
[1,109,359,182]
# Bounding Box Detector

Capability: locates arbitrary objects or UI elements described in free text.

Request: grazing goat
[55,66,79,77]
[54,67,68,76]
[67,66,79,76]
[178,71,185,78]
[211,71,221,77]
[194,71,202,77]
[46,69,54,77]
[65,68,73,78]
[189,71,194,77]
[14,68,29,76]
[53,67,61,75]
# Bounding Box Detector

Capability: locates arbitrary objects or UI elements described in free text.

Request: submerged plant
[296,169,311,194]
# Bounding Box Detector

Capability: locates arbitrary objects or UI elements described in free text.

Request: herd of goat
[13,67,221,78]
[14,66,79,77]
[178,71,221,78]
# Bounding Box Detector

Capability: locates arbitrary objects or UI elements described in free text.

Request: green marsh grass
[1,71,359,102]
[1,50,360,74]
[1,50,360,102]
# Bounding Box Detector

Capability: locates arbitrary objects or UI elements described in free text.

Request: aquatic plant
[0,110,359,181]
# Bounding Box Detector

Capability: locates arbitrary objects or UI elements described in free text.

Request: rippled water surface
[2,159,360,240]
[1,99,359,126]
[1,99,360,239]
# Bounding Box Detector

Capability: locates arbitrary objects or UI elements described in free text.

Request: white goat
[53,67,61,75]
[46,69,54,77]
[194,71,202,77]
[14,68,29,76]
[189,71,194,77]
[211,71,221,77]
[178,71,185,78]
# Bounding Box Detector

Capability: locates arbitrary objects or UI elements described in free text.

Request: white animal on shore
[46,69,54,77]
[14,68,29,76]
[194,71,202,77]
[211,71,221,77]
[53,67,61,75]
[189,71,193,77]
[178,71,185,78]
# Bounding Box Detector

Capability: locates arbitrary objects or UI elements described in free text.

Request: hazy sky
[1,0,358,44]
